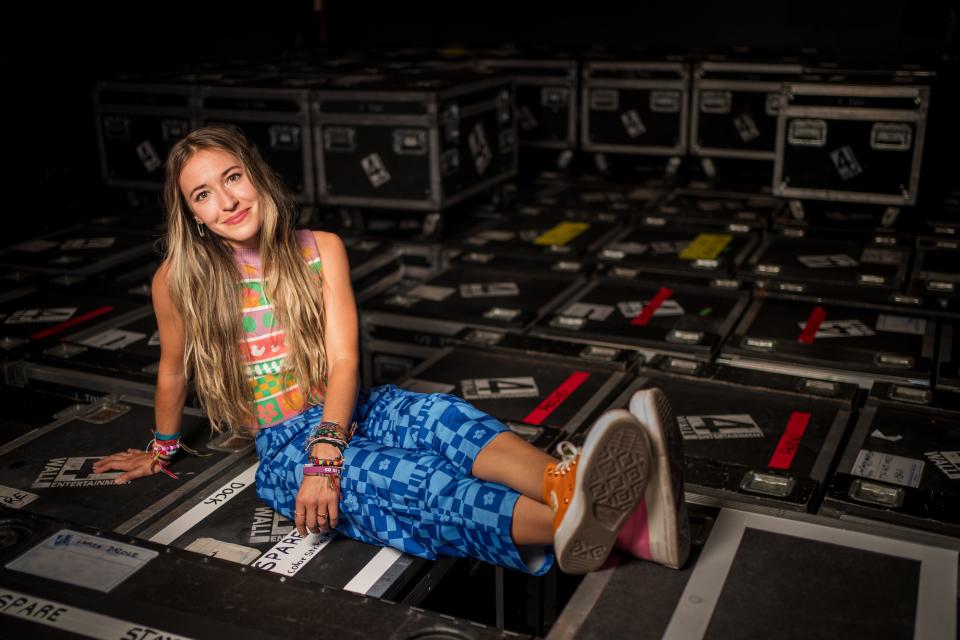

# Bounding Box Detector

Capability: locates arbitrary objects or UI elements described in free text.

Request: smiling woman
[90,125,690,576]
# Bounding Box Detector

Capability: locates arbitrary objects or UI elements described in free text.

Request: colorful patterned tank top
[234,230,323,429]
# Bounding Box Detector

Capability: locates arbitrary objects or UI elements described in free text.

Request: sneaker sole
[555,409,650,574]
[630,388,690,569]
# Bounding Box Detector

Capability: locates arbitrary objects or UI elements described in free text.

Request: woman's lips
[224,208,250,225]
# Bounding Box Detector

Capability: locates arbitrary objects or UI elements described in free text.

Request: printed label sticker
[361,153,391,187]
[676,414,764,440]
[77,329,146,351]
[32,457,122,489]
[475,230,517,242]
[679,234,733,261]
[0,485,39,510]
[621,110,647,138]
[468,122,492,175]
[607,242,649,256]
[251,529,335,576]
[136,140,162,174]
[830,145,864,180]
[734,113,760,142]
[518,106,539,131]
[650,240,690,255]
[461,377,540,400]
[407,285,456,302]
[797,254,859,269]
[533,222,590,246]
[60,238,116,251]
[860,247,904,266]
[401,379,457,395]
[924,451,960,480]
[795,319,875,339]
[459,282,520,299]
[618,299,685,319]
[8,239,58,253]
[248,505,294,544]
[852,449,924,488]
[561,302,615,322]
[876,314,927,336]
[5,308,77,325]
[870,429,903,442]
[6,529,158,593]
[148,330,161,347]
[185,538,261,565]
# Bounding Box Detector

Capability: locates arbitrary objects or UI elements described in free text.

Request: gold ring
[318,513,328,520]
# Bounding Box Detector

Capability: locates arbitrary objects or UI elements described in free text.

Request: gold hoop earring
[195,220,205,237]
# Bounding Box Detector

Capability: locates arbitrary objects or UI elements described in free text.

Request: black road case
[821,384,960,538]
[0,510,519,640]
[0,226,157,278]
[773,74,932,206]
[719,295,937,388]
[595,218,759,278]
[343,237,405,304]
[93,80,196,190]
[581,59,689,157]
[656,188,781,231]
[530,276,750,362]
[313,71,517,211]
[399,332,638,441]
[360,265,584,386]
[0,395,250,535]
[909,235,960,316]
[138,455,434,603]
[604,357,857,512]
[690,61,804,161]
[748,229,910,290]
[938,324,959,391]
[549,507,958,640]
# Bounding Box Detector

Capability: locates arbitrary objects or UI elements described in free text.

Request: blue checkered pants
[254,384,553,575]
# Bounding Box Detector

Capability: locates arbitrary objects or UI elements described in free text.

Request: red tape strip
[768,411,811,470]
[631,287,674,326]
[797,306,826,345]
[31,306,115,340]
[523,371,591,426]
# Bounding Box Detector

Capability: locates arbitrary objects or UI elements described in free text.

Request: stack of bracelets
[146,431,208,480]
[303,421,352,488]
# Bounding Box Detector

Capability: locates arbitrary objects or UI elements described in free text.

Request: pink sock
[616,498,652,561]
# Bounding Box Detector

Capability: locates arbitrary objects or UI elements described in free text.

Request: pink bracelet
[303,465,342,476]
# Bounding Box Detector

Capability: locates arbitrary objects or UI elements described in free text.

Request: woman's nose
[218,190,239,210]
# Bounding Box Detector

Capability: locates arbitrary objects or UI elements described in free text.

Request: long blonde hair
[161,126,327,430]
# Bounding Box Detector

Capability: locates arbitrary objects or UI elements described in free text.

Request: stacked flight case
[313,69,518,211]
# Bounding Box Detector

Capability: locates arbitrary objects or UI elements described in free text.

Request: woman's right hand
[92,449,163,484]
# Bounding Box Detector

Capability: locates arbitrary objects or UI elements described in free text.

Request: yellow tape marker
[534,222,590,246]
[679,233,732,260]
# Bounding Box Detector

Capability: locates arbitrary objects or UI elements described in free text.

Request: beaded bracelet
[308,457,344,467]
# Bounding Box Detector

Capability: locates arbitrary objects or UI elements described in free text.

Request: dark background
[3,1,957,242]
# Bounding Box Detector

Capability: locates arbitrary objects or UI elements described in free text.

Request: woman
[92,126,689,575]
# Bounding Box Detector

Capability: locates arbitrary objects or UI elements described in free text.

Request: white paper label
[860,247,903,266]
[407,284,455,302]
[734,113,760,142]
[621,110,647,138]
[60,237,116,250]
[608,242,649,256]
[184,538,261,565]
[77,329,146,351]
[677,414,764,440]
[831,145,864,180]
[476,229,516,242]
[0,588,193,640]
[870,429,903,442]
[32,457,122,489]
[924,451,960,480]
[618,299,685,319]
[251,529,335,576]
[797,254,858,268]
[561,302,615,322]
[796,318,876,339]
[469,122,492,175]
[8,239,58,253]
[401,379,457,395]
[852,450,924,488]
[5,308,77,325]
[0,485,39,509]
[459,282,520,298]
[136,140,162,173]
[361,153,391,187]
[876,314,926,336]
[6,530,157,593]
[461,377,540,400]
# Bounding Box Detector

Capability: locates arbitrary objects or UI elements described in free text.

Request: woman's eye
[227,172,242,183]
[195,191,208,202]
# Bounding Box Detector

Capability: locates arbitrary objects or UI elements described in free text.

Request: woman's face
[179,147,262,250]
